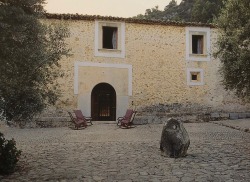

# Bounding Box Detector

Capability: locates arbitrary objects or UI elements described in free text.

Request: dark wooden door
[91,83,116,121]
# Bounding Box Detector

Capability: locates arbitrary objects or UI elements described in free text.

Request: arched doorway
[91,83,116,121]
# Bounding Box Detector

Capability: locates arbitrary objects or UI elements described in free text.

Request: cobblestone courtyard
[0,122,250,182]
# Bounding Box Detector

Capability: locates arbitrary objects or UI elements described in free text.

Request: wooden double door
[91,83,116,121]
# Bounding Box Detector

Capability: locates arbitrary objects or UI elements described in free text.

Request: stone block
[197,113,211,122]
[152,116,164,124]
[36,121,53,128]
[210,113,220,121]
[238,113,247,119]
[133,116,148,125]
[177,115,191,123]
[53,117,69,122]
[229,113,239,120]
[21,121,37,128]
[219,113,229,119]
[246,113,250,118]
[147,116,156,124]
[183,115,198,123]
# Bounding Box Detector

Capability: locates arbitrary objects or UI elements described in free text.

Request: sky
[45,0,182,18]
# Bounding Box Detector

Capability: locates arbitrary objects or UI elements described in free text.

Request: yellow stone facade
[43,16,249,122]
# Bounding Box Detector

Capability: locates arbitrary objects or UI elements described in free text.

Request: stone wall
[133,103,250,125]
[35,18,250,127]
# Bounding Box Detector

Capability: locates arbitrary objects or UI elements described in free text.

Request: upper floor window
[192,35,203,54]
[102,26,118,49]
[186,27,210,61]
[95,21,125,58]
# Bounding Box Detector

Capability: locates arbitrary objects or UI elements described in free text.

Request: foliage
[175,0,195,22]
[135,5,163,20]
[191,0,223,23]
[0,132,22,175]
[163,0,179,21]
[134,0,224,23]
[0,0,70,122]
[215,0,250,101]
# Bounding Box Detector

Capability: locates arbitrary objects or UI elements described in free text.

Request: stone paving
[212,119,250,133]
[0,122,250,182]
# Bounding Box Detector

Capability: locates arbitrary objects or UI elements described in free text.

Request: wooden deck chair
[117,109,137,128]
[73,110,93,126]
[68,111,87,129]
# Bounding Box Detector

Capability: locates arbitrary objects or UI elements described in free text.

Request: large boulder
[160,118,190,158]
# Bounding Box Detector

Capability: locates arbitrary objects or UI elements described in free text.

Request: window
[95,21,125,58]
[186,27,210,61]
[187,68,204,86]
[102,26,118,49]
[192,35,203,54]
[191,73,198,81]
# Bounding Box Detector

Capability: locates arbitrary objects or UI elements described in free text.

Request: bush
[0,132,21,175]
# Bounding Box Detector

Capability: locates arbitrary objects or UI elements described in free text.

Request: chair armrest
[117,117,125,125]
[117,117,124,121]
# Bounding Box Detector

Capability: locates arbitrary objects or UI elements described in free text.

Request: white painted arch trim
[74,61,132,96]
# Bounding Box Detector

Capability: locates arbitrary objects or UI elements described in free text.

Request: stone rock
[160,118,190,158]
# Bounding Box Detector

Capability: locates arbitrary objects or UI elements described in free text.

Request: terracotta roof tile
[45,13,216,28]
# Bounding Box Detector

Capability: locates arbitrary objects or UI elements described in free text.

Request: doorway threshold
[92,121,117,124]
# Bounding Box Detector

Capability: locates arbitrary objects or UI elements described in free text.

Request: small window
[190,72,200,81]
[187,68,204,86]
[192,35,203,54]
[191,73,198,81]
[103,26,118,49]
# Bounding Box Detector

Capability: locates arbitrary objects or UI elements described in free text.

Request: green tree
[134,1,178,20]
[134,0,196,22]
[191,0,223,23]
[134,0,225,23]
[136,6,163,20]
[215,0,250,100]
[162,0,179,20]
[0,0,70,122]
[176,0,195,22]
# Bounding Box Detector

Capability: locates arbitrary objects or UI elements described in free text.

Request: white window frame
[186,27,211,61]
[95,20,125,58]
[187,68,204,86]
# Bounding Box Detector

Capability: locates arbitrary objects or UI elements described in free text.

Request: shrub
[0,132,21,175]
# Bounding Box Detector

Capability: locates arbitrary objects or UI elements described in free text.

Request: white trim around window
[186,27,211,62]
[187,68,204,86]
[95,21,125,58]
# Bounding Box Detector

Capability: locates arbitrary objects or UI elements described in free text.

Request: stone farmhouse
[40,13,250,125]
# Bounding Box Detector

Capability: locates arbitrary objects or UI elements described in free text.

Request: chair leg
[125,124,129,129]
[121,122,127,128]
